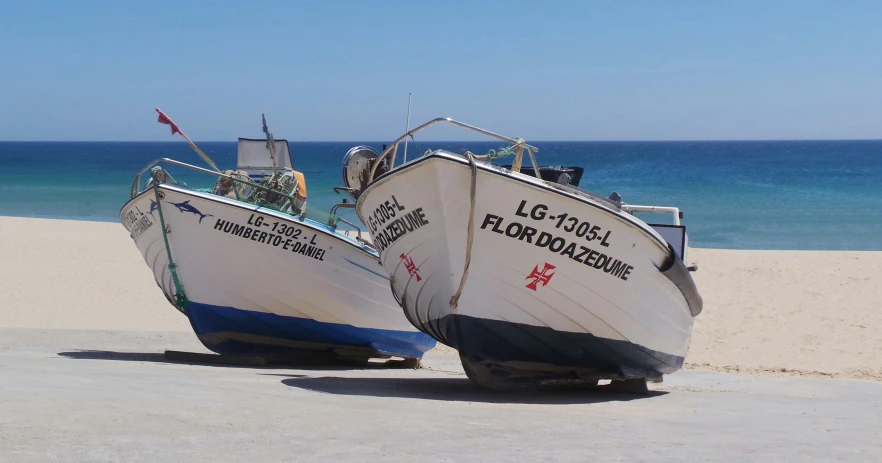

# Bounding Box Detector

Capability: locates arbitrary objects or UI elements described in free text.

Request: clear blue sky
[1,0,880,141]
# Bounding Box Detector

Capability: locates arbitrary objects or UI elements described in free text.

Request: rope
[483,145,516,160]
[151,170,188,312]
[449,152,478,311]
[459,143,518,164]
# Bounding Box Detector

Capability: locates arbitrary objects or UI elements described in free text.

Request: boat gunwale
[357,151,674,256]
[120,184,380,260]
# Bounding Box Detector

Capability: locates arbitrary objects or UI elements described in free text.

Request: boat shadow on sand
[276,375,667,405]
[56,350,665,404]
[56,350,421,371]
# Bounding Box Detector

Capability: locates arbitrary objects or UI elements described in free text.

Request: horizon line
[3,138,882,143]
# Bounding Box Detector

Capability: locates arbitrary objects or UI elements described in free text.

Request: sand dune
[1,216,880,380]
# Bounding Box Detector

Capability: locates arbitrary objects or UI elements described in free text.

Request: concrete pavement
[1,328,880,462]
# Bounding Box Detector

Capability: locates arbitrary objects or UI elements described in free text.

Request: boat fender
[657,244,703,317]
[292,170,307,201]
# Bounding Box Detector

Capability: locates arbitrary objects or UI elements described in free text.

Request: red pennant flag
[155,108,181,136]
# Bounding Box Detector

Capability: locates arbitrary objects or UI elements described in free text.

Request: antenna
[402,93,412,164]
[262,113,278,174]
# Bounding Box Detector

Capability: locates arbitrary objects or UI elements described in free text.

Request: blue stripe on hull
[186,302,436,359]
[423,314,683,379]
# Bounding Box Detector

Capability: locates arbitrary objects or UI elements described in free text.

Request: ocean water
[1,140,880,250]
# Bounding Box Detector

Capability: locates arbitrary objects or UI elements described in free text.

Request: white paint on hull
[357,152,695,358]
[120,186,421,334]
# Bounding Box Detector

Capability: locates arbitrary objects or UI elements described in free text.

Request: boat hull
[187,302,436,359]
[424,314,684,380]
[357,153,697,384]
[120,185,436,360]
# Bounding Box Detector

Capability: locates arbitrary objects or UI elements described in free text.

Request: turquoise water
[1,140,880,250]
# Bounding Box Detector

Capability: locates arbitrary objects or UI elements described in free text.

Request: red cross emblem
[525,262,556,291]
[400,253,422,281]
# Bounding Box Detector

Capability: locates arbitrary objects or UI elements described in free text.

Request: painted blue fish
[168,200,213,224]
[148,200,158,217]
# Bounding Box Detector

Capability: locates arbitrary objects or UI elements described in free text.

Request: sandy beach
[2,215,880,380]
[687,248,882,380]
[1,215,881,461]
[0,216,190,333]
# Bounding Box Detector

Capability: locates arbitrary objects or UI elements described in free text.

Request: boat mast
[402,93,412,165]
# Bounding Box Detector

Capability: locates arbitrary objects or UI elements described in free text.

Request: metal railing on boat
[621,205,682,226]
[368,117,542,183]
[129,158,369,244]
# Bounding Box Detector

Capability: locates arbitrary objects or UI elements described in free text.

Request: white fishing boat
[119,110,436,363]
[349,118,702,389]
